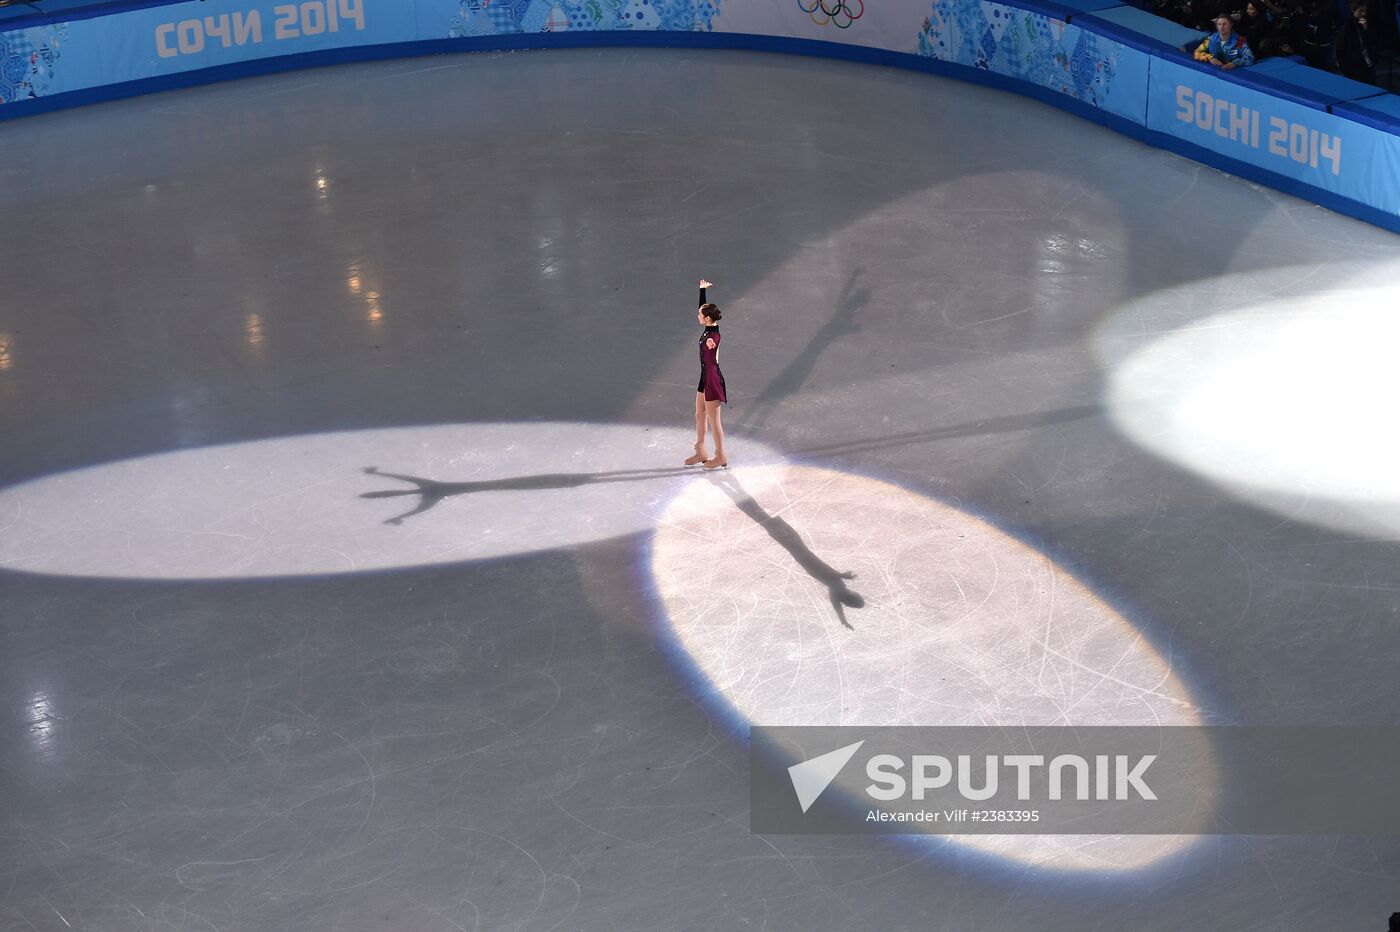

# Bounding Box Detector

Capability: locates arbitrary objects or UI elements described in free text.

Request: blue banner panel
[415,0,724,38]
[916,0,1149,125]
[1147,55,1400,219]
[39,0,415,96]
[0,23,69,102]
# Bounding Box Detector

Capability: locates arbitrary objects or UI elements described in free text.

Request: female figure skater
[685,278,728,469]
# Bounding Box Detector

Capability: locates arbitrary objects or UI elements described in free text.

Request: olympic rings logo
[798,0,864,28]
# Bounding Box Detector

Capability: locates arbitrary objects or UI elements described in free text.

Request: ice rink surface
[2,47,1399,931]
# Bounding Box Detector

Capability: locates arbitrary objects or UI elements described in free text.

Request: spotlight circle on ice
[1097,259,1400,540]
[0,422,783,581]
[649,463,1214,871]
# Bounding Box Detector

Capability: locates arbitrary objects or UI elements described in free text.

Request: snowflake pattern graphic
[918,0,1118,107]
[448,0,723,37]
[0,25,66,106]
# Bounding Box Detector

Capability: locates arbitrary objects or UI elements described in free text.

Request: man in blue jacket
[1195,14,1257,68]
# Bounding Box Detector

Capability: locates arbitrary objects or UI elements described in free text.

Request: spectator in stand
[1195,13,1258,66]
[1188,0,1224,29]
[1163,0,1222,31]
[1367,0,1397,57]
[1242,0,1303,55]
[1297,0,1338,66]
[1265,0,1306,56]
[1335,0,1377,82]
[1241,1,1278,54]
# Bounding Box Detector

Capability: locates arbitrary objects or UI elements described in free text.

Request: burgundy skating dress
[697,286,727,403]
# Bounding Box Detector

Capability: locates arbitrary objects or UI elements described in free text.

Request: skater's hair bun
[700,303,722,322]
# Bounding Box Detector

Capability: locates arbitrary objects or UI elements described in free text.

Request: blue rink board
[1334,92,1400,133]
[1078,6,1206,51]
[0,0,1397,235]
[1240,57,1387,111]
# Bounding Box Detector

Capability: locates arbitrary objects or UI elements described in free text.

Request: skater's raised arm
[699,278,712,309]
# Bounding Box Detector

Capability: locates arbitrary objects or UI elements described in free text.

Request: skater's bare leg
[704,402,727,469]
[686,391,709,465]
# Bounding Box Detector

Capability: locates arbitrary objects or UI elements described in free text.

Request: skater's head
[698,303,722,327]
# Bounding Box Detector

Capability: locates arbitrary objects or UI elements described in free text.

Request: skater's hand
[699,279,713,289]
[705,338,716,349]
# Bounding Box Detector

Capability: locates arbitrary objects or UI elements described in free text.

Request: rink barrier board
[1333,93,1400,133]
[1,0,1398,234]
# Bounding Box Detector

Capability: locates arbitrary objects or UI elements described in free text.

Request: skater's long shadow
[790,404,1101,459]
[360,465,691,525]
[742,268,871,431]
[706,470,865,630]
